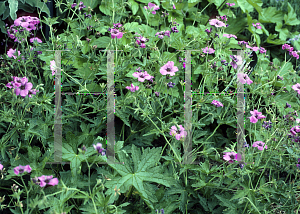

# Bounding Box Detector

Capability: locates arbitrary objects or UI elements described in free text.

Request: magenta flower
[282,44,292,51]
[110,28,123,39]
[28,89,39,98]
[252,141,267,151]
[292,83,300,95]
[252,23,262,29]
[30,37,42,43]
[290,126,300,136]
[50,60,56,75]
[209,19,226,28]
[169,125,187,141]
[237,73,253,85]
[211,100,223,107]
[259,47,266,54]
[144,2,160,14]
[132,71,153,82]
[71,3,77,8]
[226,3,235,7]
[223,152,238,163]
[223,33,237,39]
[32,175,59,187]
[78,1,86,11]
[126,83,139,92]
[93,143,106,156]
[0,163,3,171]
[14,165,32,175]
[14,77,33,98]
[173,4,176,9]
[160,61,178,76]
[7,48,21,59]
[290,51,299,59]
[246,45,260,51]
[202,47,215,54]
[248,109,266,123]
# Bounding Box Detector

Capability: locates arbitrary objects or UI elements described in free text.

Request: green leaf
[230,188,250,201]
[215,194,237,209]
[18,2,35,13]
[26,0,50,17]
[128,0,139,15]
[284,2,300,26]
[0,2,6,17]
[259,7,284,23]
[92,36,111,48]
[105,145,175,210]
[62,143,84,177]
[8,0,18,21]
[0,20,6,34]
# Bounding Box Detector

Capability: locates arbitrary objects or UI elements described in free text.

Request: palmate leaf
[104,144,176,210]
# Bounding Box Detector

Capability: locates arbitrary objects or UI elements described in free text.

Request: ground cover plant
[0,0,300,213]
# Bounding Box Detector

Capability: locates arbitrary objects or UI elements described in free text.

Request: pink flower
[169,125,187,141]
[14,165,32,175]
[252,141,267,151]
[223,33,237,39]
[110,28,123,39]
[132,71,153,82]
[50,60,56,75]
[125,83,139,92]
[173,4,176,9]
[237,73,253,85]
[211,100,223,107]
[144,2,160,14]
[33,175,59,187]
[28,89,39,98]
[7,48,21,59]
[14,77,33,98]
[0,163,3,171]
[209,19,226,28]
[202,47,215,54]
[292,83,300,95]
[226,3,235,7]
[223,152,238,163]
[160,61,178,76]
[30,37,42,43]
[248,109,266,123]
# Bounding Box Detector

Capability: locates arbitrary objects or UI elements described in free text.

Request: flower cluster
[7,16,41,43]
[262,120,272,130]
[108,23,124,39]
[223,141,267,163]
[237,73,253,85]
[155,30,171,39]
[71,1,86,11]
[5,76,39,98]
[170,125,187,141]
[226,2,235,7]
[211,100,223,107]
[134,33,149,48]
[252,23,262,29]
[282,44,299,60]
[93,143,106,156]
[32,175,59,188]
[248,109,266,123]
[144,2,160,14]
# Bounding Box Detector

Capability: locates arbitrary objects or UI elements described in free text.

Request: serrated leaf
[215,194,237,209]
[62,144,84,177]
[105,145,175,210]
